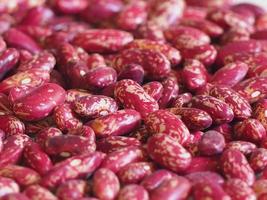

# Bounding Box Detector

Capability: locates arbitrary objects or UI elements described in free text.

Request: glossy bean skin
[13,83,66,121]
[233,77,267,103]
[56,179,88,200]
[144,109,190,145]
[141,169,174,191]
[147,134,192,173]
[114,79,159,118]
[92,168,120,200]
[189,95,234,124]
[44,135,96,157]
[54,103,83,133]
[113,49,171,80]
[41,152,106,188]
[72,95,118,119]
[117,162,155,184]
[0,115,25,136]
[88,109,141,138]
[211,62,248,87]
[23,185,58,200]
[96,136,141,153]
[72,29,133,53]
[100,146,147,173]
[117,184,149,200]
[24,141,53,175]
[125,39,181,66]
[220,149,255,185]
[170,107,212,131]
[0,134,30,167]
[234,119,266,144]
[0,165,41,187]
[182,59,208,91]
[210,85,252,120]
[254,99,267,130]
[150,176,192,200]
[193,180,231,200]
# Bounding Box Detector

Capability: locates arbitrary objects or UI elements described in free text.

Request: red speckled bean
[85,66,117,90]
[13,83,66,121]
[24,141,53,175]
[0,48,19,80]
[141,169,174,191]
[144,109,190,145]
[147,134,192,173]
[233,77,267,103]
[44,135,96,157]
[254,99,267,130]
[0,115,25,136]
[117,184,149,200]
[158,77,179,108]
[0,134,29,167]
[170,107,212,131]
[186,171,224,185]
[210,85,252,119]
[72,29,133,53]
[72,95,118,119]
[142,81,163,101]
[182,156,219,174]
[180,18,223,38]
[35,127,62,148]
[118,162,154,184]
[117,64,145,84]
[211,61,248,87]
[125,39,181,66]
[113,49,171,80]
[0,69,50,94]
[117,1,147,31]
[41,152,106,188]
[97,136,141,153]
[172,93,192,108]
[220,149,255,185]
[65,89,91,103]
[23,185,57,200]
[150,176,192,200]
[92,168,120,200]
[224,178,257,200]
[249,148,267,172]
[56,179,88,200]
[17,51,55,72]
[81,0,123,24]
[182,59,208,91]
[148,0,185,29]
[180,44,218,67]
[100,146,146,173]
[189,95,234,124]
[114,79,159,118]
[165,26,210,49]
[54,103,82,133]
[3,28,42,54]
[234,119,266,144]
[88,109,141,138]
[198,130,226,156]
[0,165,40,187]
[193,180,231,200]
[226,141,257,155]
